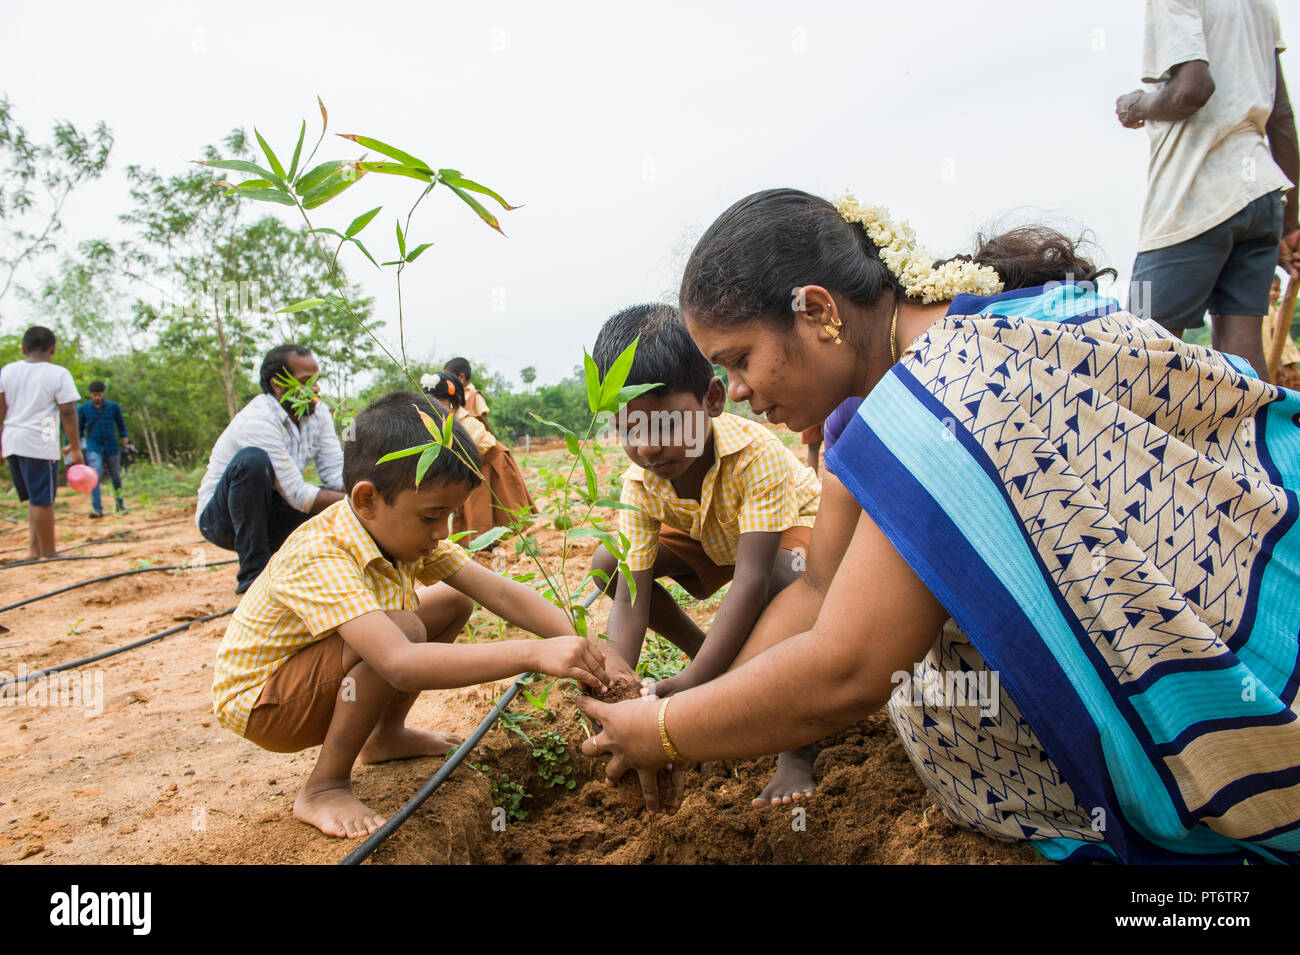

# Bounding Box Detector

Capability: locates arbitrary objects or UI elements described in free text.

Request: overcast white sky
[2,0,1296,387]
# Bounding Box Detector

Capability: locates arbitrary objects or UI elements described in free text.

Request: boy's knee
[386,609,427,643]
[591,545,617,589]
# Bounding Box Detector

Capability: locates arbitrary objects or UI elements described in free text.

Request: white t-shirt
[0,359,80,460]
[1137,0,1293,252]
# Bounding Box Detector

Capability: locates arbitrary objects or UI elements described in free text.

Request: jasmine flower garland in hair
[834,192,1004,304]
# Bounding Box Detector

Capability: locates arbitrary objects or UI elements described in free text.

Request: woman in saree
[577,188,1300,863]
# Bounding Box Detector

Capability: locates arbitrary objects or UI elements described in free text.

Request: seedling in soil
[636,634,688,683]
[471,763,530,822]
[65,617,86,638]
[531,729,577,790]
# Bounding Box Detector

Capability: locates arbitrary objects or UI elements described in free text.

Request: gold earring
[823,315,844,345]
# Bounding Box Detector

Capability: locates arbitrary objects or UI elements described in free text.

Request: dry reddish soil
[0,444,1044,865]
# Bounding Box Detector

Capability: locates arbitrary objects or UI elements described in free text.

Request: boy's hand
[599,647,640,688]
[533,636,609,690]
[640,669,699,699]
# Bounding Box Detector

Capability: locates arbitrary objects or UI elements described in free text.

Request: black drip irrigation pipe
[0,607,235,691]
[0,554,117,569]
[0,559,238,613]
[339,586,606,866]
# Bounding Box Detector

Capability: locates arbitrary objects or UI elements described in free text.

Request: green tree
[0,96,113,313]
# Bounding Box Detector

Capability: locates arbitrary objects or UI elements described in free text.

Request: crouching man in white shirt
[197,344,346,593]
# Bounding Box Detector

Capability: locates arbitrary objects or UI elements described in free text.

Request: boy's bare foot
[752,745,817,807]
[293,782,386,838]
[358,727,464,764]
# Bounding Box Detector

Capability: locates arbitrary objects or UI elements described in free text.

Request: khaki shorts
[656,524,812,600]
[244,633,350,753]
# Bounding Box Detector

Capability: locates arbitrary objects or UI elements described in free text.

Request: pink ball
[67,464,99,494]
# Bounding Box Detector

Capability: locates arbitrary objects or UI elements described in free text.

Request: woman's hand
[578,694,686,814]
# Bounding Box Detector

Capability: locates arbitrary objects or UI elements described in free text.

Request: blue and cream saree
[825,283,1300,864]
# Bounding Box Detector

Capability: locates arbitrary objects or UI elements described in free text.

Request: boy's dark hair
[22,326,56,353]
[88,380,106,393]
[443,357,472,381]
[592,303,713,400]
[423,373,466,410]
[343,391,481,503]
[260,344,313,395]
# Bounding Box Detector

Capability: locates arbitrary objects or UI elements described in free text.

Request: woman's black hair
[680,188,1115,333]
[423,372,466,409]
[343,390,481,503]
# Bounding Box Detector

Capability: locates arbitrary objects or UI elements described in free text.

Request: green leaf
[583,349,601,414]
[581,454,598,501]
[287,120,307,181]
[200,158,286,190]
[226,187,295,206]
[584,567,611,588]
[467,526,511,552]
[618,560,638,605]
[254,127,286,181]
[345,206,382,238]
[376,442,435,464]
[593,497,640,511]
[296,159,344,193]
[567,527,620,551]
[405,242,433,263]
[443,181,504,234]
[276,298,328,314]
[611,382,661,410]
[356,160,434,182]
[528,413,575,439]
[349,238,380,268]
[307,227,346,238]
[301,167,365,209]
[564,433,580,456]
[599,337,639,410]
[395,219,406,258]
[441,410,455,448]
[439,173,520,210]
[415,445,441,485]
[338,134,430,170]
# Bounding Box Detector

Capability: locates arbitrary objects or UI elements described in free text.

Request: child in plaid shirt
[588,304,821,798]
[213,391,617,839]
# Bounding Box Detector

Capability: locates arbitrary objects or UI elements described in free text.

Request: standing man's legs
[198,447,311,592]
[84,448,106,516]
[1208,193,1285,380]
[100,452,126,512]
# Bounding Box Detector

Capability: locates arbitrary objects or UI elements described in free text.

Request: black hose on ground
[339,586,606,865]
[0,607,235,691]
[0,559,238,613]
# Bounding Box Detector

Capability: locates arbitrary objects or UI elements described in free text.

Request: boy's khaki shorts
[244,633,349,753]
[657,524,812,600]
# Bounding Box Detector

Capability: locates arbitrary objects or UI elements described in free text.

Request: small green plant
[519,675,578,717]
[636,633,688,682]
[65,617,85,638]
[496,707,537,744]
[531,729,577,790]
[471,763,530,822]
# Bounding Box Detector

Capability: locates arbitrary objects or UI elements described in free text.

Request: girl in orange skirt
[421,373,537,538]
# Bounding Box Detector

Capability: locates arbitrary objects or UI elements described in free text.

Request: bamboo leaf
[318,95,328,129]
[349,238,380,268]
[466,526,511,552]
[439,173,521,210]
[528,413,575,439]
[226,187,295,206]
[599,337,639,410]
[199,158,286,190]
[415,445,441,484]
[307,227,346,238]
[301,166,366,209]
[287,120,306,180]
[610,382,661,411]
[442,410,455,447]
[443,181,504,234]
[395,219,406,258]
[405,242,433,263]
[564,433,580,456]
[567,527,619,550]
[338,134,429,170]
[583,349,601,414]
[414,405,440,439]
[357,160,434,182]
[581,453,598,501]
[254,127,285,181]
[345,205,382,238]
[618,561,637,605]
[376,442,436,463]
[276,298,328,314]
[296,159,344,194]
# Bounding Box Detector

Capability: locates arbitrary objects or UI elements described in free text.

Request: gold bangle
[658,697,685,763]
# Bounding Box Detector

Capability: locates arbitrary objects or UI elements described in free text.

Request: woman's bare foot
[358,727,464,764]
[293,781,386,838]
[752,745,817,807]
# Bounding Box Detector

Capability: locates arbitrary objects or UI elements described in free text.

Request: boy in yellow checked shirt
[587,304,821,804]
[213,391,623,840]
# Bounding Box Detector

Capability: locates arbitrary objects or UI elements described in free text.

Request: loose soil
[0,444,1045,865]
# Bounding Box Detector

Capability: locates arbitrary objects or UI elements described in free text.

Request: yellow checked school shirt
[212,498,470,737]
[618,412,821,572]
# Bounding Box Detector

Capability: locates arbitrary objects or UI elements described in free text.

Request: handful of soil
[579,679,677,813]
